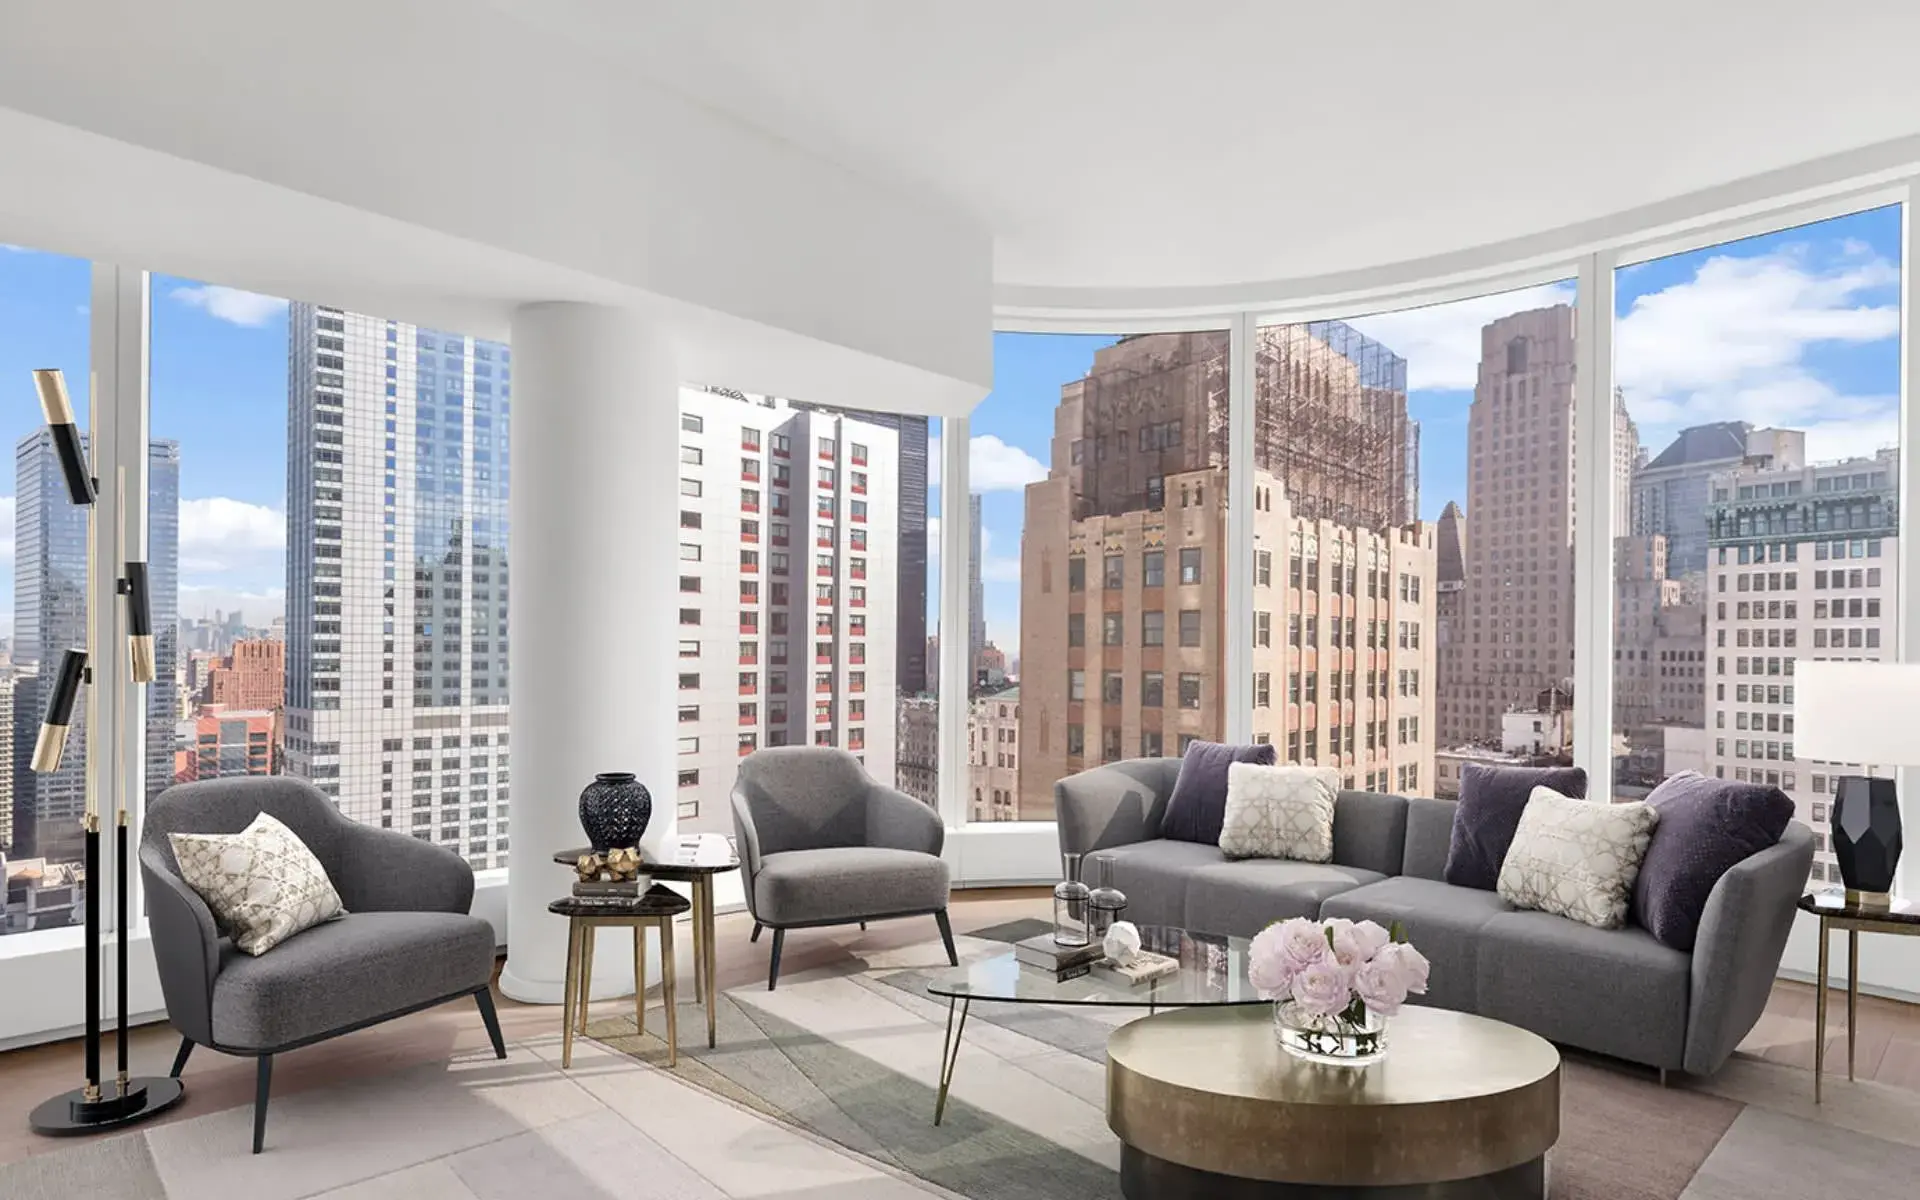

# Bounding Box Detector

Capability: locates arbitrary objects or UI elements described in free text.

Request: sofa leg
[252,1055,274,1155]
[859,921,867,931]
[751,922,763,944]
[1659,1068,1670,1088]
[169,1036,194,1080]
[935,910,958,967]
[475,987,507,1059]
[767,928,786,991]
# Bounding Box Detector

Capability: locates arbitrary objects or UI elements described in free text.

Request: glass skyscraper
[282,303,511,869]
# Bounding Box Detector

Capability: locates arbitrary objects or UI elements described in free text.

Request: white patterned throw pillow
[1497,787,1659,930]
[170,812,345,955]
[1218,764,1341,862]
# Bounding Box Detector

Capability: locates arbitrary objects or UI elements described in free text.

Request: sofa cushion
[1162,741,1277,845]
[1475,910,1691,1070]
[1633,771,1795,951]
[754,847,949,925]
[1091,839,1226,929]
[1402,796,1457,881]
[210,911,495,1050]
[1320,877,1513,1013]
[1330,791,1410,876]
[1445,763,1588,890]
[1219,764,1339,861]
[1185,859,1384,939]
[1496,788,1658,930]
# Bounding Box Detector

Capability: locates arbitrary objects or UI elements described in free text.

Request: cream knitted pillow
[170,812,345,955]
[1218,763,1341,861]
[1497,787,1658,929]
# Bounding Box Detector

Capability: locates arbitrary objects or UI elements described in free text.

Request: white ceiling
[493,0,1920,297]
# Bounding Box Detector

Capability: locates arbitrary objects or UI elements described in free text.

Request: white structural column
[501,303,680,1004]
[1571,252,1617,794]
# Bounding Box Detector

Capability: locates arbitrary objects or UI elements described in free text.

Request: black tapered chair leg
[859,921,867,931]
[475,986,507,1059]
[169,1035,195,1080]
[252,1055,274,1155]
[750,922,763,944]
[935,909,958,966]
[767,928,786,991]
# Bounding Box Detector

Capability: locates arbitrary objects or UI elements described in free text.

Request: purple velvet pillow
[1444,763,1588,890]
[1161,741,1277,845]
[1632,771,1794,951]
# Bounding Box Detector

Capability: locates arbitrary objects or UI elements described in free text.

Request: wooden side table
[1797,889,1920,1102]
[554,835,741,1049]
[549,886,691,1069]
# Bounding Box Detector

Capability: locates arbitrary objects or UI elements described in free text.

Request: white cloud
[1615,244,1900,457]
[1346,282,1576,391]
[0,496,14,566]
[0,243,28,253]
[926,514,940,561]
[979,527,1021,584]
[179,497,284,574]
[927,434,1048,492]
[170,284,288,328]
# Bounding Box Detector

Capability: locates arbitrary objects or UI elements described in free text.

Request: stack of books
[571,879,642,907]
[1091,950,1180,987]
[1013,933,1103,982]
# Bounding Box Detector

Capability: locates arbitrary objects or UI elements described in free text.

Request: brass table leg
[634,924,647,1038]
[562,919,583,1069]
[933,996,970,1126]
[1815,916,1829,1104]
[577,923,597,1040]
[661,917,679,1068]
[700,879,719,1048]
[690,881,705,1006]
[1848,928,1860,1082]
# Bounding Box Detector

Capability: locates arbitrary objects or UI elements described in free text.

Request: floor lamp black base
[29,1076,186,1136]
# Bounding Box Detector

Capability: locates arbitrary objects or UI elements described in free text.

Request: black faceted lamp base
[1833,776,1903,901]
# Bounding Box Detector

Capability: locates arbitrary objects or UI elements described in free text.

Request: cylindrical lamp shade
[1792,661,1920,767]
[33,649,89,773]
[124,560,155,684]
[31,370,97,507]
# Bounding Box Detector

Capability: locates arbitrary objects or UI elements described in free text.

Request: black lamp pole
[25,369,185,1137]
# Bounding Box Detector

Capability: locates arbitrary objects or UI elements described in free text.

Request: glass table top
[925,926,1264,1008]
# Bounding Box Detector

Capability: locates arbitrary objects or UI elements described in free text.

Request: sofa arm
[1683,822,1815,1075]
[140,846,221,1047]
[866,784,945,857]
[333,823,476,914]
[1055,759,1181,861]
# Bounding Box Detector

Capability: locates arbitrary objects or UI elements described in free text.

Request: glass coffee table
[922,925,1261,1124]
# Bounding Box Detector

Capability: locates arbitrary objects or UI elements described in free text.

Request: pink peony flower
[1349,920,1393,963]
[1374,942,1431,997]
[1351,956,1411,1017]
[1290,954,1350,1018]
[1247,923,1299,999]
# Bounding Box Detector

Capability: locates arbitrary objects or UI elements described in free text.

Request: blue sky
[0,203,1903,648]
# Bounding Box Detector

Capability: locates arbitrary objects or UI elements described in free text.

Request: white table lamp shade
[1793,661,1920,767]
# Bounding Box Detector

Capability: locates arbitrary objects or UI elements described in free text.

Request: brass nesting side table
[553,835,741,1050]
[550,886,689,1068]
[1797,888,1920,1102]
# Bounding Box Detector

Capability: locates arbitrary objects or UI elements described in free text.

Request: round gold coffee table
[1107,1005,1560,1198]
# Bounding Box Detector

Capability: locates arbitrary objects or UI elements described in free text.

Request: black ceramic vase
[579,772,652,853]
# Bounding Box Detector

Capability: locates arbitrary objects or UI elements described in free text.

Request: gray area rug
[592,935,1920,1200]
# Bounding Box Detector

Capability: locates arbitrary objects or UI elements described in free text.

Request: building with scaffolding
[1014,328,1435,819]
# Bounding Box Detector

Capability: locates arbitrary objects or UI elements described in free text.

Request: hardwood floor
[0,885,1912,1166]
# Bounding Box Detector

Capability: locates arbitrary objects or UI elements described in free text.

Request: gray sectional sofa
[1056,758,1815,1078]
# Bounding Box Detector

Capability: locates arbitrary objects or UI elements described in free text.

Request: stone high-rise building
[1632,423,1806,582]
[968,685,1021,821]
[1612,534,1707,792]
[204,637,285,712]
[1704,450,1899,886]
[967,493,986,685]
[672,389,899,836]
[1437,306,1634,746]
[1018,329,1435,819]
[283,305,512,870]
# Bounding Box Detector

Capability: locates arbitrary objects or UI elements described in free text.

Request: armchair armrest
[1055,758,1181,860]
[865,784,944,857]
[732,782,768,914]
[140,844,220,1047]
[1683,822,1815,1075]
[331,823,476,914]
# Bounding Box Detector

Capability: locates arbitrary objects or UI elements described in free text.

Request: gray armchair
[732,747,954,989]
[141,777,502,1154]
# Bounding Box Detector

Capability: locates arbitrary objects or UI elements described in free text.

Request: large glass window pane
[991,331,1230,821]
[673,388,927,830]
[1,244,93,935]
[149,281,512,869]
[1610,205,1901,889]
[1261,281,1580,798]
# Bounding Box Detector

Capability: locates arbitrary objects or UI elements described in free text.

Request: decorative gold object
[575,853,603,881]
[604,847,642,881]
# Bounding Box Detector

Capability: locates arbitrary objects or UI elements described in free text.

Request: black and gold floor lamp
[25,368,185,1136]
